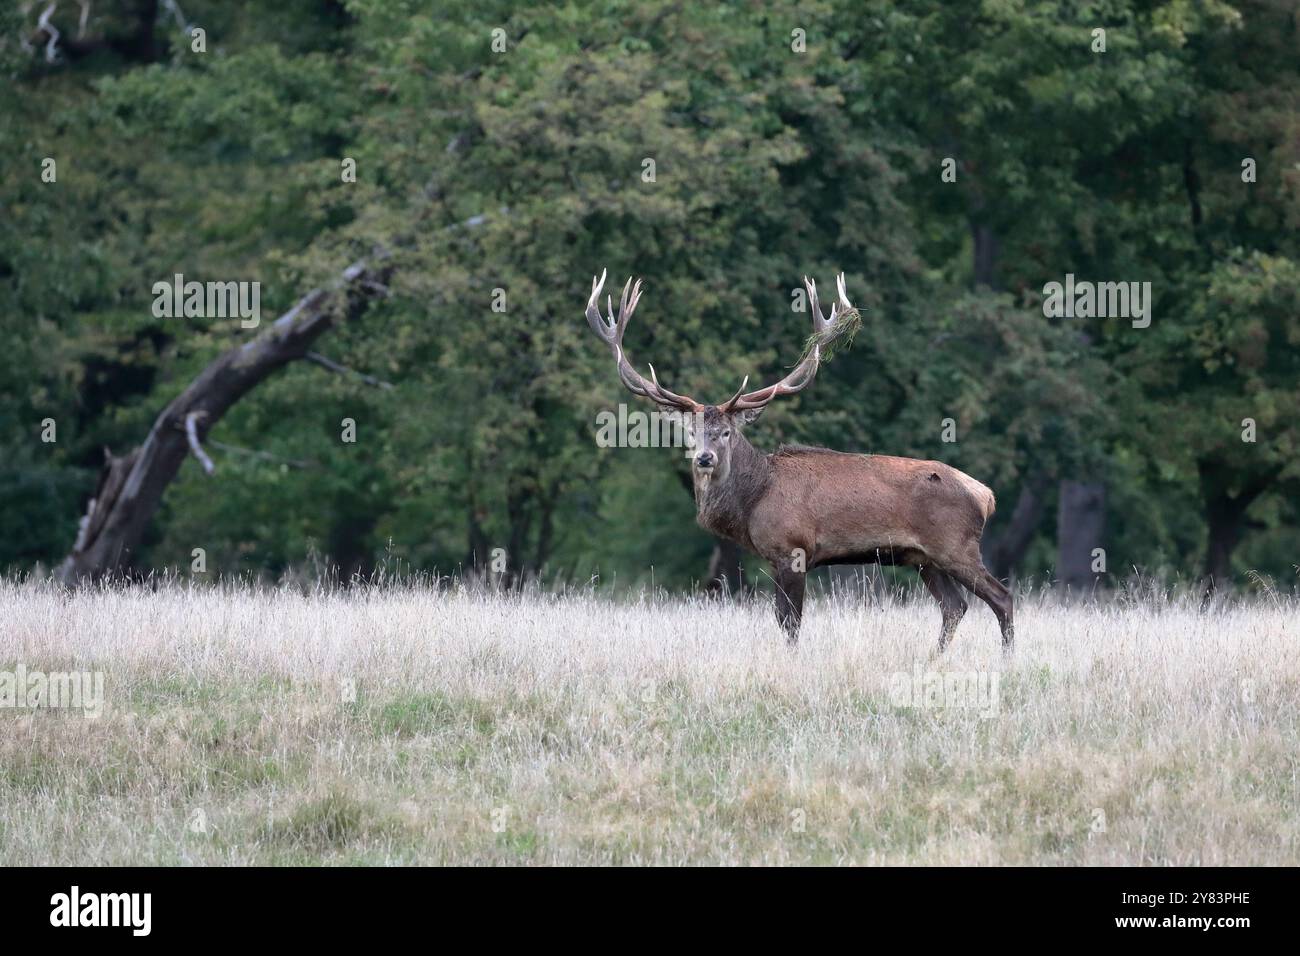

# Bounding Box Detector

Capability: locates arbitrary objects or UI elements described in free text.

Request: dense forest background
[1,0,1297,592]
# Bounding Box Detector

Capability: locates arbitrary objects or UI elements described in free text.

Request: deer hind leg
[919,565,968,653]
[772,561,807,644]
[947,560,1014,651]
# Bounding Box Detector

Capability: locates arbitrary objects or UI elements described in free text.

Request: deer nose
[695,451,715,469]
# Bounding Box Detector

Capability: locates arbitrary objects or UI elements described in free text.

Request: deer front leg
[773,558,807,644]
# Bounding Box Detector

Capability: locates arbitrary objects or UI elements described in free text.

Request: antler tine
[586,269,614,343]
[806,276,821,326]
[618,276,632,321]
[724,355,819,411]
[583,271,699,412]
[719,375,750,410]
[805,274,843,338]
[606,277,642,340]
[648,363,674,393]
[720,272,853,414]
[625,277,643,324]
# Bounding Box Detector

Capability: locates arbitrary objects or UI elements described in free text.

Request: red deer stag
[584,270,1013,651]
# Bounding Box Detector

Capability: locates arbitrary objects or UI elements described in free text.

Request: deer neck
[693,435,772,547]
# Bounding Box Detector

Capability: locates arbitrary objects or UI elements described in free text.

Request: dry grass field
[1,578,1297,865]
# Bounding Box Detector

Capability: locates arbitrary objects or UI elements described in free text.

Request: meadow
[1,579,1297,865]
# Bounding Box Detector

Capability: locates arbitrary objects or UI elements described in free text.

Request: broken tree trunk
[56,258,389,586]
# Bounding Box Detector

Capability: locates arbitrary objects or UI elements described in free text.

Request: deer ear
[736,406,765,427]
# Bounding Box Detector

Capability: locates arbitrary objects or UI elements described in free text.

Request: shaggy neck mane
[773,442,838,457]
[694,432,772,546]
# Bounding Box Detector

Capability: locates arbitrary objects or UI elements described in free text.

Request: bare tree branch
[26,0,160,65]
[184,411,215,475]
[208,440,316,470]
[304,350,395,389]
[159,0,188,30]
[37,1,59,62]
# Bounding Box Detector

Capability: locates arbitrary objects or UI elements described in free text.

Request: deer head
[585,270,854,487]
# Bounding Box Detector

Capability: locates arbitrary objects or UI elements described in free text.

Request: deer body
[585,271,1013,651]
[698,444,991,567]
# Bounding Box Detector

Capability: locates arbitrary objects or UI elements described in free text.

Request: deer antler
[585,270,700,412]
[719,273,853,413]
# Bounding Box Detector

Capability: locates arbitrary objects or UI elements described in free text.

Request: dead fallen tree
[56,257,390,586]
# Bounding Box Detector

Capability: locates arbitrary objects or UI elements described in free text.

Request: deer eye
[721,430,730,439]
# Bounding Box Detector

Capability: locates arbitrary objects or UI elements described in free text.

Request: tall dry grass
[1,578,1296,864]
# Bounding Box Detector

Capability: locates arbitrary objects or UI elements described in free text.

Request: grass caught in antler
[797,303,862,365]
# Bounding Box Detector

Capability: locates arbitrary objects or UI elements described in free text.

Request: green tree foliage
[1,0,1295,589]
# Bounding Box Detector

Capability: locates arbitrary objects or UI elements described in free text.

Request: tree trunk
[326,509,379,585]
[56,258,388,586]
[1197,460,1282,597]
[466,504,491,576]
[1203,501,1239,589]
[982,472,1050,580]
[1056,480,1106,596]
[1200,494,1249,609]
[503,487,534,590]
[971,221,1000,290]
[704,538,747,595]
